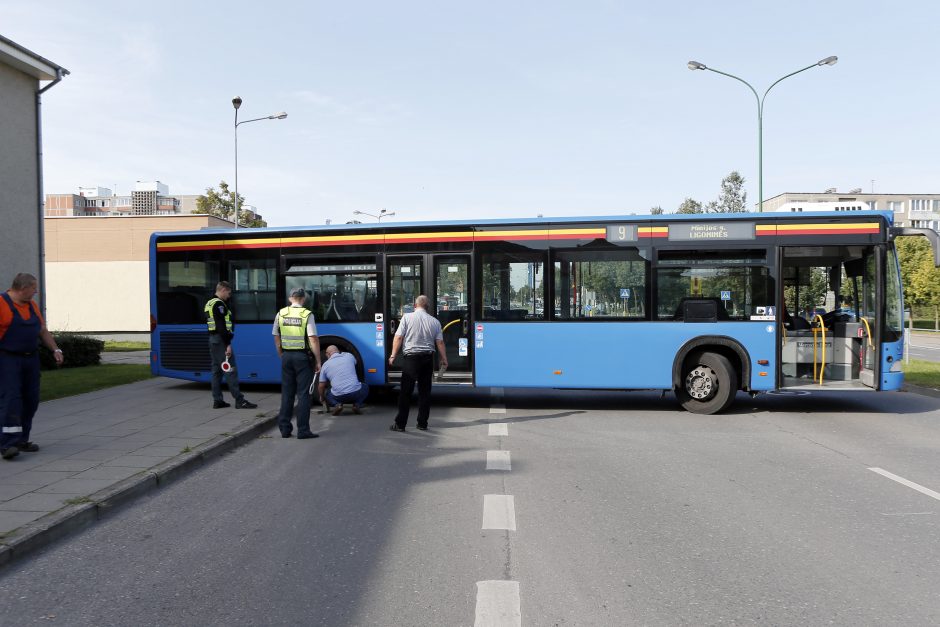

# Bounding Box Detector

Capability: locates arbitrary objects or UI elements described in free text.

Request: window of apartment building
[911,199,929,212]
[887,201,904,213]
[866,200,877,210]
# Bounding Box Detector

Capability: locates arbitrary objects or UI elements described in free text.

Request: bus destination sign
[605,225,638,243]
[668,222,755,241]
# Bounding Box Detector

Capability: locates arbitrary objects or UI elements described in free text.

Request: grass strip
[902,359,940,390]
[41,364,153,402]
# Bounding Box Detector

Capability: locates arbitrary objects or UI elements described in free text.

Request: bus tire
[675,351,738,415]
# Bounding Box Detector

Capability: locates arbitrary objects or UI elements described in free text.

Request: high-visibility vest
[277,306,312,351]
[204,297,233,333]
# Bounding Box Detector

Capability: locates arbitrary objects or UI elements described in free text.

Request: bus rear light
[367,368,377,373]
[553,370,563,375]
[150,314,157,332]
[759,372,768,376]
[757,359,769,365]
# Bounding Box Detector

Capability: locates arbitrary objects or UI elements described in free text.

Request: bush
[39,334,104,370]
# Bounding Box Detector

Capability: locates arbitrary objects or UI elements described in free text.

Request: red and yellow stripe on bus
[156,222,881,252]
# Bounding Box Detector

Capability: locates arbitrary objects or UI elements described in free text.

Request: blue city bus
[149,211,940,414]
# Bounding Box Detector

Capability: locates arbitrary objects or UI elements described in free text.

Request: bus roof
[153,209,894,239]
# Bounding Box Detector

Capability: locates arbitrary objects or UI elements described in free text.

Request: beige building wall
[44,214,233,332]
[0,61,40,289]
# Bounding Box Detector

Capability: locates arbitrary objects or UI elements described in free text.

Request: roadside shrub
[39,334,104,370]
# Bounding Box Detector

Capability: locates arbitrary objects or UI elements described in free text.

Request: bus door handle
[389,319,397,334]
[462,319,469,335]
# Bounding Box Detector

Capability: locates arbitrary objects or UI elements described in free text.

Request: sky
[3,1,939,228]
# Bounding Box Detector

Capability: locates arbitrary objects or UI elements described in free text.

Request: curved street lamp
[233,96,287,227]
[353,208,396,222]
[687,56,838,212]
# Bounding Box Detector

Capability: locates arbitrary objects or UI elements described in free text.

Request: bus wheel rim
[686,366,716,400]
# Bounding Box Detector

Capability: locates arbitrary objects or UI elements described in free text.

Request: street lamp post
[232,97,287,228]
[353,209,396,222]
[687,56,837,213]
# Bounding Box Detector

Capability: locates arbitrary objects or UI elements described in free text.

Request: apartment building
[760,191,940,231]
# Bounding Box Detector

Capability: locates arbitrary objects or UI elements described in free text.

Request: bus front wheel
[676,352,738,415]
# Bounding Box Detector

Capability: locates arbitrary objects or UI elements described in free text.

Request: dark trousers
[209,336,243,403]
[394,353,433,428]
[0,353,40,449]
[278,350,314,436]
[326,383,370,408]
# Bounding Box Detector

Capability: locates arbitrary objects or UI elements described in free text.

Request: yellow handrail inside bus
[812,314,826,384]
[860,316,873,348]
[441,318,461,333]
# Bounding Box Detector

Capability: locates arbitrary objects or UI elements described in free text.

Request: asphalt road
[907,332,940,362]
[1,387,939,626]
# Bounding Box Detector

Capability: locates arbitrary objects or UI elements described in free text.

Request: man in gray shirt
[388,295,448,431]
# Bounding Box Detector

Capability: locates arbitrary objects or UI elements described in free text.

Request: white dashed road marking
[869,467,940,502]
[482,495,517,530]
[489,405,506,414]
[474,580,521,627]
[488,423,509,436]
[486,450,511,471]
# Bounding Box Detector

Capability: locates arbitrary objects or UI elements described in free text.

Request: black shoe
[1,447,19,460]
[297,433,320,439]
[281,432,293,438]
[236,399,257,409]
[213,400,231,409]
[389,424,405,432]
[331,404,344,416]
[16,441,39,452]
[352,406,362,415]
[417,425,428,431]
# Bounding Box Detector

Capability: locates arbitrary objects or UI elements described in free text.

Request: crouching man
[318,345,368,416]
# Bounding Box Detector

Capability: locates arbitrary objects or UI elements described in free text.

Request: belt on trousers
[404,351,433,357]
[0,348,36,357]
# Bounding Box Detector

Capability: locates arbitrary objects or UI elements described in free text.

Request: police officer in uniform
[205,281,256,409]
[273,287,321,438]
[0,273,63,460]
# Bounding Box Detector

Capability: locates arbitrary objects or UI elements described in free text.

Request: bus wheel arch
[672,337,748,414]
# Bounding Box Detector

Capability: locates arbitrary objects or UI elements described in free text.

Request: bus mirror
[890,227,940,267]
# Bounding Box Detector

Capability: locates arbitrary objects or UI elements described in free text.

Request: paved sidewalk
[100,350,151,365]
[0,376,281,566]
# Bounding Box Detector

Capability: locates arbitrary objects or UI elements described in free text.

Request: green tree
[897,236,940,326]
[676,198,703,214]
[194,180,265,227]
[717,171,748,213]
[650,206,664,215]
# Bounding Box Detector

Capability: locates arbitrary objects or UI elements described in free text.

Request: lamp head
[352,210,363,215]
[232,97,242,110]
[687,61,707,71]
[817,55,838,66]
[270,112,288,119]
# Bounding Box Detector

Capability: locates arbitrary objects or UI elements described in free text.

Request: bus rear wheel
[676,351,738,415]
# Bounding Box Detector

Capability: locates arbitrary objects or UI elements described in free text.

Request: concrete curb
[0,413,278,569]
[902,383,940,400]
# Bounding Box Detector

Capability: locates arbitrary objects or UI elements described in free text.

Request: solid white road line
[474,580,521,627]
[489,423,509,436]
[489,405,507,414]
[869,467,940,502]
[486,450,511,471]
[482,495,517,530]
